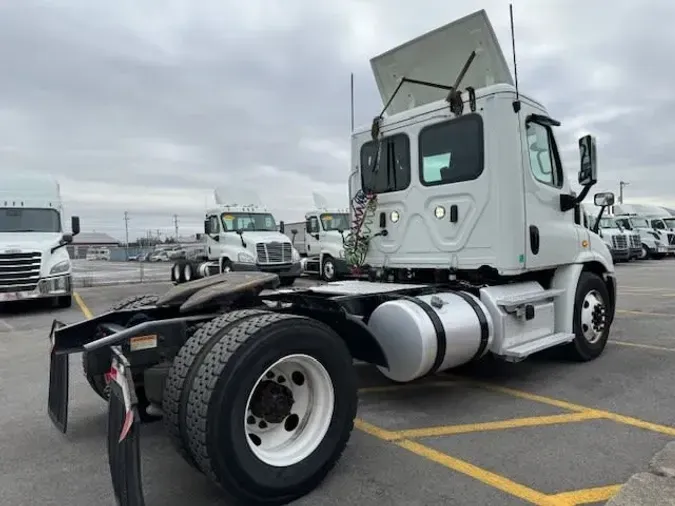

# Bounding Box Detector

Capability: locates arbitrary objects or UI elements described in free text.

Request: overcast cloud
[0,0,673,241]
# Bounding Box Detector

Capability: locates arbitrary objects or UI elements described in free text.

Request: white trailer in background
[282,193,352,280]
[171,188,303,286]
[0,174,80,307]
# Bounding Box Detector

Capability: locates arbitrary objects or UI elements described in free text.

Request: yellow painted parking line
[391,412,602,439]
[619,286,672,292]
[460,380,675,437]
[548,484,622,505]
[612,340,675,352]
[616,309,675,317]
[396,439,562,505]
[73,292,93,319]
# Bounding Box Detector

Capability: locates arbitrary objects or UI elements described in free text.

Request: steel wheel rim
[580,289,606,344]
[173,264,182,280]
[323,260,334,279]
[184,264,192,281]
[244,354,335,467]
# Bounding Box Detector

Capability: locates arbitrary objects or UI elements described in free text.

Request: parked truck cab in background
[171,189,302,286]
[614,214,672,259]
[0,174,80,307]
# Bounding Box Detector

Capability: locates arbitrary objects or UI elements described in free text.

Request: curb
[606,441,675,505]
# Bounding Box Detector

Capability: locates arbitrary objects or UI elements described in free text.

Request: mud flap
[107,346,146,506]
[48,319,69,433]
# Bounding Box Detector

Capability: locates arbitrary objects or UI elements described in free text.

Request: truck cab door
[205,214,221,258]
[521,109,581,269]
[305,215,321,256]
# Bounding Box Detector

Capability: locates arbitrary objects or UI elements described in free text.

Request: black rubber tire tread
[162,308,272,468]
[82,293,160,400]
[184,312,357,505]
[565,271,611,362]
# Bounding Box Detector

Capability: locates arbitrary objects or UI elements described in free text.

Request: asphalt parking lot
[1,260,675,506]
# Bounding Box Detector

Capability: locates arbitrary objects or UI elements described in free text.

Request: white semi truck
[0,174,80,308]
[283,193,352,281]
[170,189,303,286]
[47,9,618,506]
[614,214,672,259]
[593,216,638,262]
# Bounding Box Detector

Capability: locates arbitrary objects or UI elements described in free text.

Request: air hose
[343,189,378,271]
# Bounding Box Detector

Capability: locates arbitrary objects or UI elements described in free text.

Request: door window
[306,216,319,234]
[526,122,563,188]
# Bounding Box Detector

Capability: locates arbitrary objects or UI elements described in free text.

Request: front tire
[565,272,611,361]
[321,256,336,282]
[184,312,357,505]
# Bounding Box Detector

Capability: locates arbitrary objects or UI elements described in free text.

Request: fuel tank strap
[452,291,490,362]
[395,296,447,375]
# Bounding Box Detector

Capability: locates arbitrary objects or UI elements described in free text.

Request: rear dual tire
[165,311,357,505]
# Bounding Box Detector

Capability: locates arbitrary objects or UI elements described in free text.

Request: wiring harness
[342,188,378,272]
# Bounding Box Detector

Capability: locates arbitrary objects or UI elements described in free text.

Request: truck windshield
[320,213,350,231]
[629,218,649,228]
[599,218,619,229]
[664,218,675,228]
[221,212,277,232]
[0,208,61,233]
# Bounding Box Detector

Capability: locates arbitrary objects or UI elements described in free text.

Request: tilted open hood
[370,9,514,116]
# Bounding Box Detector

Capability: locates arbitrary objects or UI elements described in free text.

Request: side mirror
[291,229,298,235]
[594,191,615,207]
[71,216,80,236]
[314,233,320,240]
[578,134,598,186]
[62,233,73,244]
[279,221,285,234]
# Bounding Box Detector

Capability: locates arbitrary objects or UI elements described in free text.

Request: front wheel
[184,312,357,505]
[321,256,336,282]
[565,272,611,361]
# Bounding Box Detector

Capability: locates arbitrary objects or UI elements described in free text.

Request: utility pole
[619,181,629,204]
[123,211,130,260]
[173,214,179,240]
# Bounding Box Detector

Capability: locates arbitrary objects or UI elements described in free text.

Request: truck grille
[630,234,640,248]
[0,251,42,293]
[668,233,675,245]
[612,235,627,250]
[256,242,292,264]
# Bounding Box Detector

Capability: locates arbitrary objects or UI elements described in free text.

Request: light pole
[619,181,629,204]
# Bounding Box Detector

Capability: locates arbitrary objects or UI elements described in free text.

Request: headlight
[434,206,446,219]
[50,260,71,275]
[237,252,256,263]
[292,247,300,262]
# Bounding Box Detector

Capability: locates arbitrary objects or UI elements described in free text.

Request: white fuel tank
[367,291,494,382]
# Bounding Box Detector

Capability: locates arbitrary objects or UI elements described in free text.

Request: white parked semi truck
[0,174,80,307]
[170,189,303,286]
[283,193,352,281]
[46,9,618,506]
[593,216,637,262]
[614,214,672,259]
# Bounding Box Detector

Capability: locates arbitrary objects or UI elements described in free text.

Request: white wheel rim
[173,264,181,280]
[184,264,192,281]
[324,261,334,279]
[244,354,335,467]
[580,289,606,344]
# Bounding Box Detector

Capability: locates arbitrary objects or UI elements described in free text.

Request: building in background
[67,232,121,259]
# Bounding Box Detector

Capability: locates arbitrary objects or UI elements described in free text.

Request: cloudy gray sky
[1,0,673,241]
